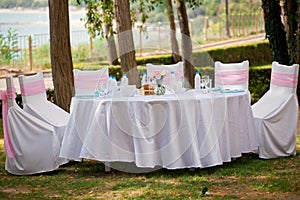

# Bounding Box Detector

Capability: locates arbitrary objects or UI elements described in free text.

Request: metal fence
[1,13,265,70]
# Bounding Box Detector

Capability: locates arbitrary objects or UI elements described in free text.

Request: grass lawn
[0,133,299,199]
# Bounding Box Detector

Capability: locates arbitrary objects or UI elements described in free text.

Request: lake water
[0,8,173,54]
[0,8,86,37]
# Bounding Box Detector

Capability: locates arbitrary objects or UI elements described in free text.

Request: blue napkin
[210,86,221,92]
[74,94,97,98]
[220,89,245,93]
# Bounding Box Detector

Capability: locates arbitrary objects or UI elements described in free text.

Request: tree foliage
[0,28,18,65]
[76,0,114,38]
[0,0,48,8]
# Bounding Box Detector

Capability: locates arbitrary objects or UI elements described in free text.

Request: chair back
[18,72,70,129]
[73,68,109,95]
[270,61,299,94]
[214,60,249,90]
[18,72,47,105]
[5,75,17,108]
[146,61,183,85]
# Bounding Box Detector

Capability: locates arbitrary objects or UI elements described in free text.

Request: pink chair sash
[74,75,109,89]
[271,71,298,88]
[0,87,16,158]
[20,80,45,96]
[215,69,248,85]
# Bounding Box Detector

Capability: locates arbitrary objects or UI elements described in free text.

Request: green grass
[0,136,299,199]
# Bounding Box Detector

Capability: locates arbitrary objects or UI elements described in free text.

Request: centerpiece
[153,70,166,95]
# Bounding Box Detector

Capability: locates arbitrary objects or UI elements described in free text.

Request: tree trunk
[104,22,119,65]
[176,0,194,88]
[225,0,231,38]
[114,0,140,87]
[165,0,181,63]
[297,0,300,64]
[48,0,73,112]
[262,0,289,64]
[297,0,300,106]
[282,0,298,64]
[285,0,298,64]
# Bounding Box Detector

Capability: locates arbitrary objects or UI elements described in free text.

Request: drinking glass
[202,75,210,93]
[98,83,109,98]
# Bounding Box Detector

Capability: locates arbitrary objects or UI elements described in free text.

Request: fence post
[219,15,222,39]
[205,17,208,41]
[231,14,235,37]
[242,14,245,35]
[89,36,93,61]
[252,13,255,33]
[256,13,258,34]
[157,22,161,51]
[189,19,194,39]
[139,26,143,57]
[238,14,240,36]
[28,35,33,71]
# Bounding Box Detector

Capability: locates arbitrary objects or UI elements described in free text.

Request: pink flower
[154,70,162,79]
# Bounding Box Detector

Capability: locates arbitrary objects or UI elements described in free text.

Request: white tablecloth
[60,91,258,171]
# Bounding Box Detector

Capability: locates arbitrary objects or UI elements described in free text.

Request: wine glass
[98,82,109,98]
[202,75,210,93]
[199,78,205,93]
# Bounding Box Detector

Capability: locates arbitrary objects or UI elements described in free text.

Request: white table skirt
[60,91,258,170]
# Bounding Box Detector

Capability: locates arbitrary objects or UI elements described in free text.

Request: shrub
[0,28,18,65]
[206,41,272,65]
[136,41,272,68]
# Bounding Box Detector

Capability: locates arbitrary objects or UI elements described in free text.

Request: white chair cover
[73,68,109,95]
[61,68,109,161]
[146,61,184,86]
[214,60,249,90]
[18,72,70,145]
[252,61,299,159]
[2,76,65,175]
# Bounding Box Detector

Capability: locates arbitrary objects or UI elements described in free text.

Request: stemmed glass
[201,75,210,94]
[98,82,110,98]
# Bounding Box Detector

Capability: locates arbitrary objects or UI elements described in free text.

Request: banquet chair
[252,61,299,159]
[18,72,70,145]
[73,68,109,95]
[73,68,111,172]
[2,75,66,175]
[146,61,184,86]
[214,60,249,90]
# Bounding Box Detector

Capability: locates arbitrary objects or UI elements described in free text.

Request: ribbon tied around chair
[271,71,298,88]
[74,75,109,89]
[0,87,16,158]
[20,80,46,96]
[215,69,248,85]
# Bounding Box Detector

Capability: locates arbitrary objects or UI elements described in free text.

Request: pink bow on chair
[215,69,248,85]
[271,71,298,88]
[0,87,16,158]
[20,80,45,96]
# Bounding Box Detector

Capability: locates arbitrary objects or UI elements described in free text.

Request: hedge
[136,40,272,67]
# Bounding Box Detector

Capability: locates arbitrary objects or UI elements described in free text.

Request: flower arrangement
[152,70,167,95]
[153,70,167,87]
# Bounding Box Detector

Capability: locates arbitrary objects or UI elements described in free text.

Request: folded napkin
[74,94,97,98]
[220,89,245,93]
[210,87,221,92]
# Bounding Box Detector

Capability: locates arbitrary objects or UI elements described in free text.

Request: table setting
[60,71,258,172]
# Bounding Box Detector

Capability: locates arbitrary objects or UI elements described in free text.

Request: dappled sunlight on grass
[0,136,299,199]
